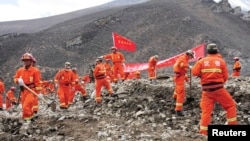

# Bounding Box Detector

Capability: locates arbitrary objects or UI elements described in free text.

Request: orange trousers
[148,69,156,80]
[0,94,3,109]
[5,98,17,111]
[57,85,71,108]
[232,71,240,77]
[173,75,186,111]
[5,99,13,111]
[21,89,37,120]
[69,84,87,105]
[95,78,113,103]
[113,63,124,82]
[199,88,237,135]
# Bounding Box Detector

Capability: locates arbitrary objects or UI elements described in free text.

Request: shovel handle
[22,84,49,104]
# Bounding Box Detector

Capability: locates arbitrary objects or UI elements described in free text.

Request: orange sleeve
[192,60,202,77]
[0,81,5,94]
[93,65,100,77]
[13,68,23,84]
[119,52,125,62]
[233,61,241,69]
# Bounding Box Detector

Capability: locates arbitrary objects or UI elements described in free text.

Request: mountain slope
[0,0,250,87]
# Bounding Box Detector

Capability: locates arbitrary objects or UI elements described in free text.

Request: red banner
[124,43,205,72]
[112,32,136,52]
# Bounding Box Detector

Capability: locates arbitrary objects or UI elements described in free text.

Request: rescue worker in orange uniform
[82,74,90,86]
[192,43,238,136]
[94,57,117,103]
[69,67,88,105]
[103,47,125,83]
[232,57,241,77]
[0,77,5,111]
[172,50,194,116]
[13,53,42,122]
[41,80,55,95]
[54,62,75,110]
[148,55,159,82]
[134,71,141,79]
[104,59,114,82]
[30,55,42,114]
[5,86,17,111]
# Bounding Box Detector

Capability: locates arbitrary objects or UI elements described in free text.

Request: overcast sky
[0,0,114,22]
[0,0,249,22]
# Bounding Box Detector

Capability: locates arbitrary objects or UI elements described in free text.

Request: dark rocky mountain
[0,0,250,87]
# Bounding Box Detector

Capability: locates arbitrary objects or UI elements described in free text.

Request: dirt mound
[0,76,249,140]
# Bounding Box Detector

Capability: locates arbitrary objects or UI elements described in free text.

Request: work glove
[38,93,44,99]
[17,78,24,86]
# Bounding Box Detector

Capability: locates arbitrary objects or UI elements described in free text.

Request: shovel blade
[186,97,195,103]
[49,101,57,112]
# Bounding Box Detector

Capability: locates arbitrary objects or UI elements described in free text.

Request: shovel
[18,79,56,112]
[186,69,195,103]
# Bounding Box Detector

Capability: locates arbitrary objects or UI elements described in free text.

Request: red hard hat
[10,86,16,91]
[233,57,239,60]
[21,53,33,61]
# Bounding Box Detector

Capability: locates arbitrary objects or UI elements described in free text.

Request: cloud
[214,0,250,12]
[0,0,113,22]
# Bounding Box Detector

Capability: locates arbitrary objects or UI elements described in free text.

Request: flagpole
[112,32,115,47]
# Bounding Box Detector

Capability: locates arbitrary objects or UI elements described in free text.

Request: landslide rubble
[0,76,249,141]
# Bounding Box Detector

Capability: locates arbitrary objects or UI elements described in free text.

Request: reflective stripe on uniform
[176,103,183,106]
[200,126,208,130]
[201,68,222,73]
[227,117,237,122]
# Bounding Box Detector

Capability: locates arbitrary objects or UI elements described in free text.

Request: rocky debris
[207,0,250,21]
[0,76,249,140]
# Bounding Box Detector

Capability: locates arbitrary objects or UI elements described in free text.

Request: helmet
[10,86,16,91]
[96,57,103,62]
[111,46,117,50]
[21,53,33,61]
[154,55,159,59]
[206,43,218,54]
[72,67,77,71]
[32,56,36,63]
[65,62,71,69]
[233,57,239,60]
[65,62,71,65]
[135,71,140,74]
[186,50,194,58]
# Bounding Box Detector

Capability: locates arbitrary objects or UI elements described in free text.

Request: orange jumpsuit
[82,75,90,86]
[104,62,114,82]
[41,80,55,95]
[94,62,114,103]
[134,71,141,79]
[69,72,87,105]
[13,66,42,120]
[232,60,241,77]
[148,56,158,80]
[0,79,5,110]
[54,69,75,109]
[5,89,17,111]
[172,54,190,111]
[192,54,237,136]
[104,51,125,82]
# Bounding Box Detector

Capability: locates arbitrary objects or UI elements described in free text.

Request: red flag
[112,32,136,52]
[124,43,205,72]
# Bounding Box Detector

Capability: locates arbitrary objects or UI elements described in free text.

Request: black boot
[176,111,184,117]
[110,93,118,97]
